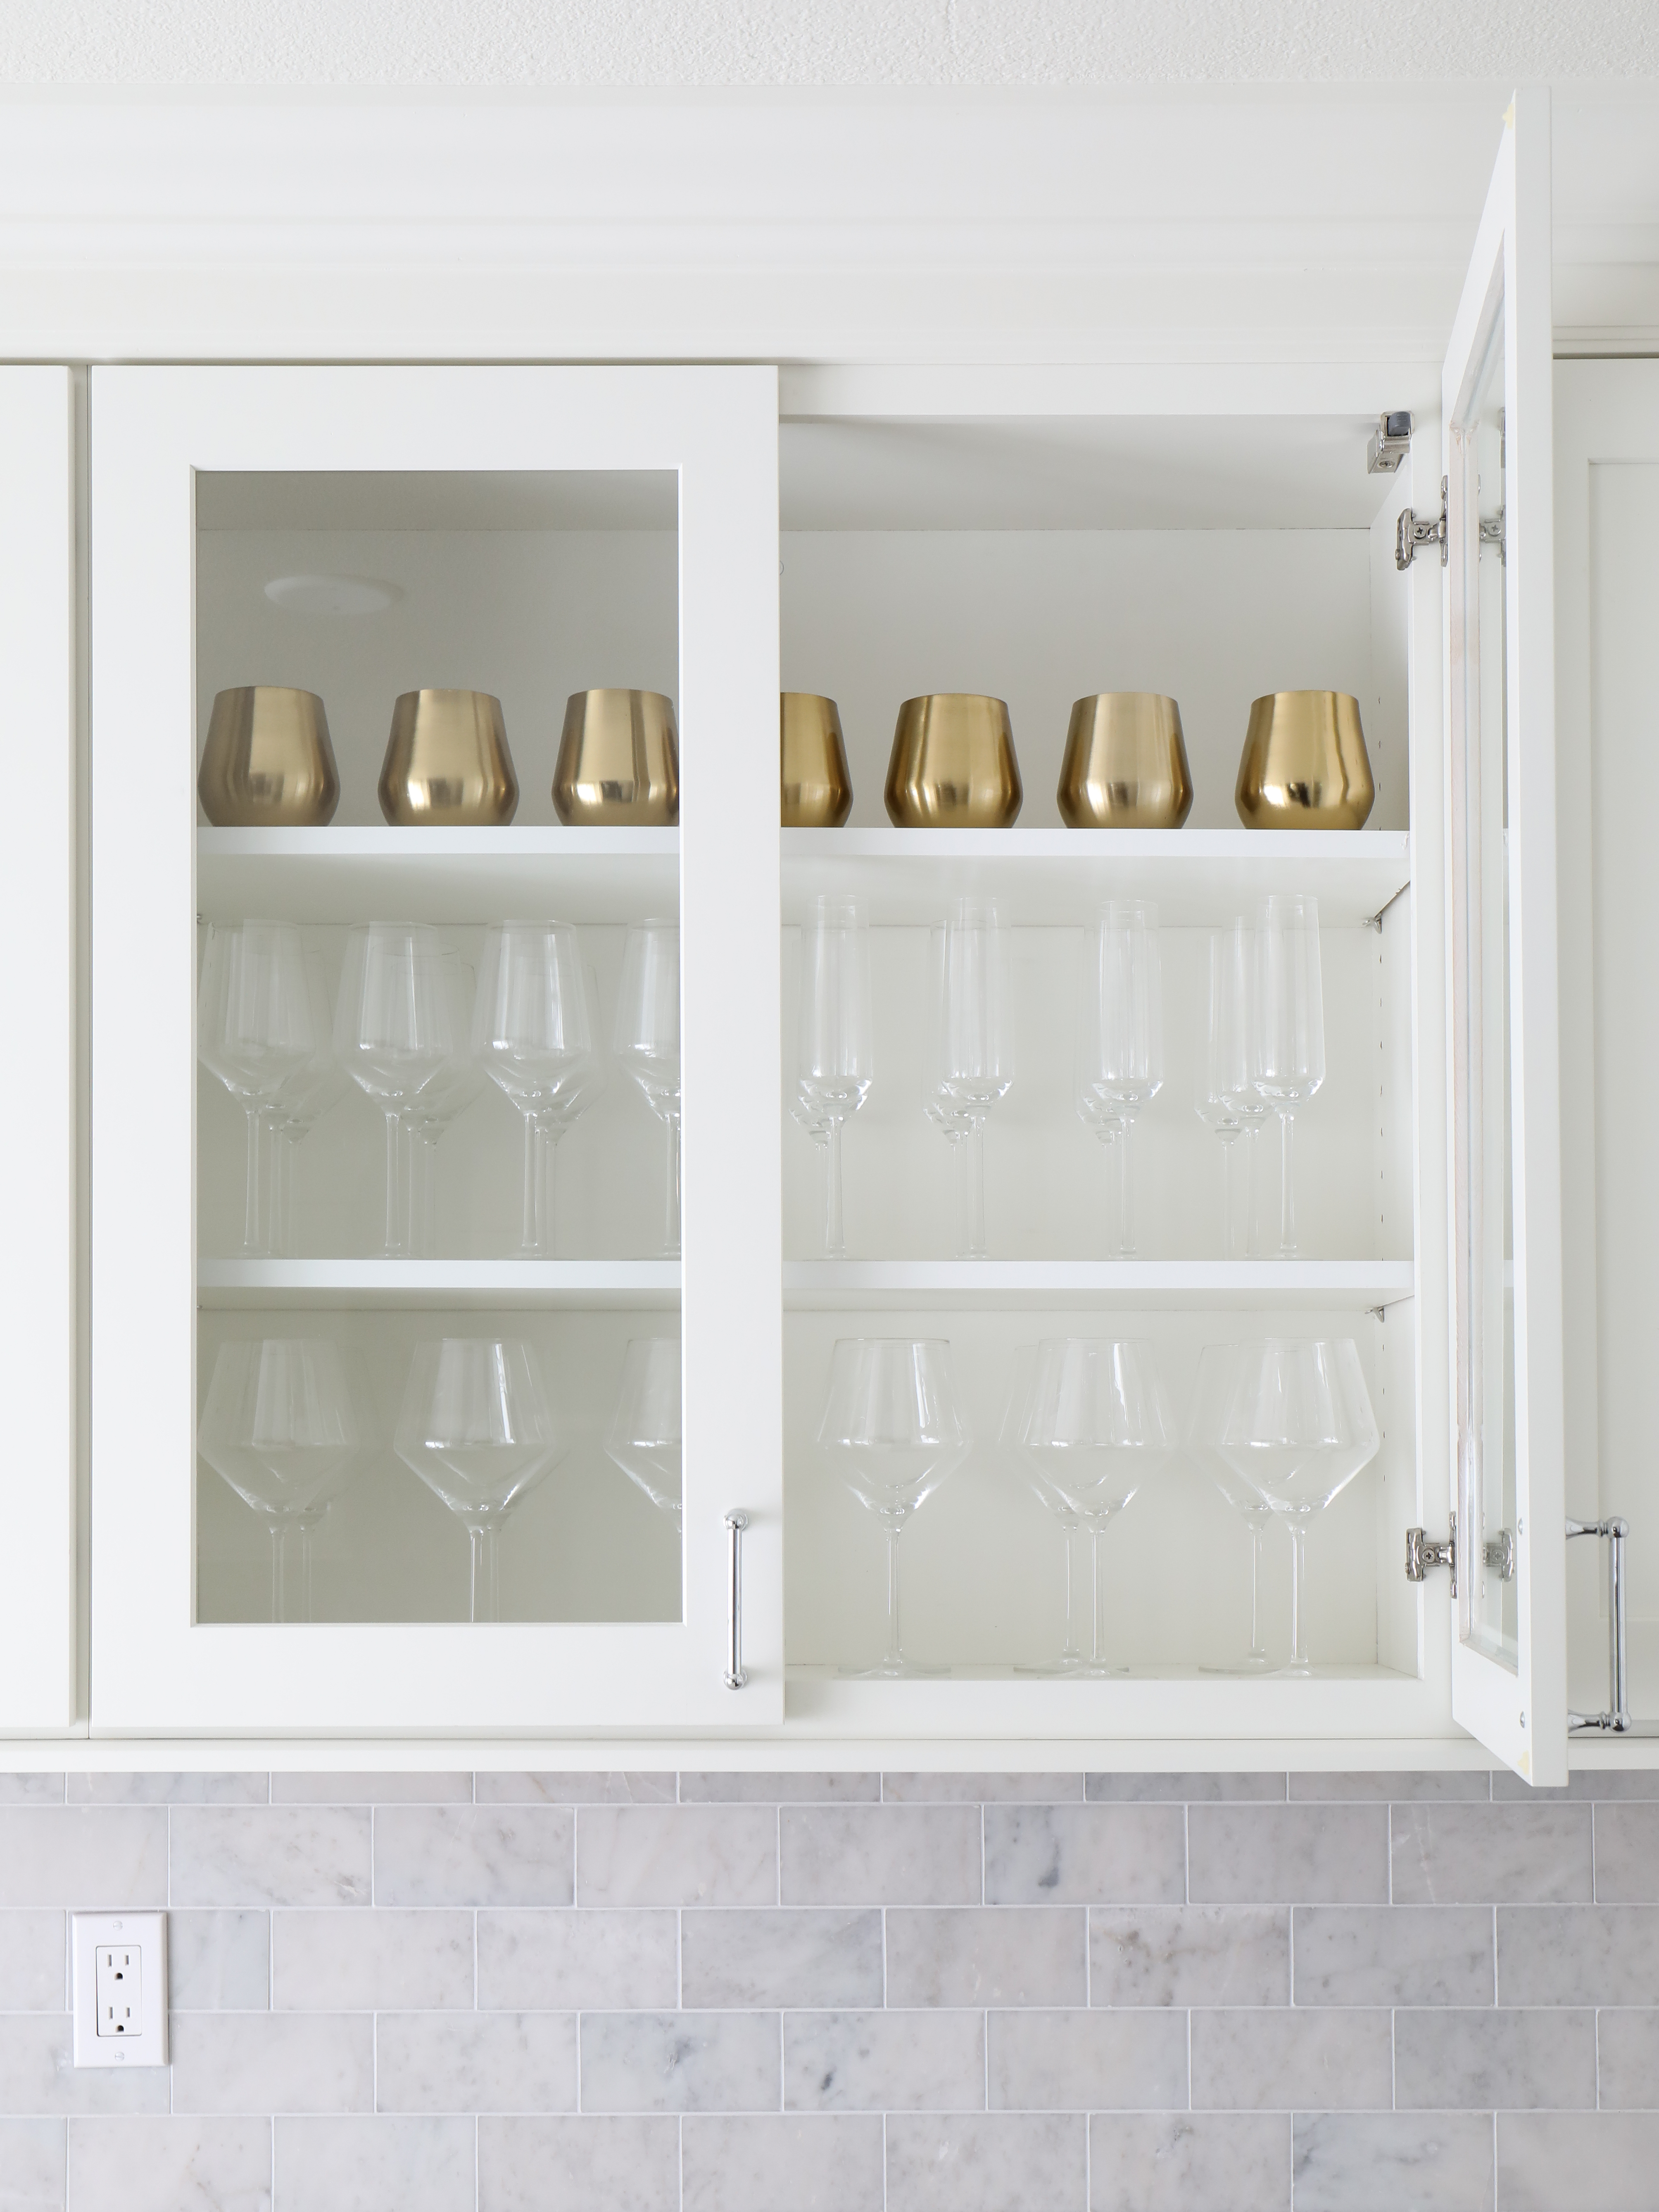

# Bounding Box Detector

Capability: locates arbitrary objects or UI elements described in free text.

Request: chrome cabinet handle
[724,1510,749,1690]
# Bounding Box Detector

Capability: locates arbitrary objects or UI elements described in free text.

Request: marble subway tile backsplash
[0,1767,1656,2209]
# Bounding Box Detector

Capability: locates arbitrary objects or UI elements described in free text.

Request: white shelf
[781,828,1410,929]
[197,1258,681,1311]
[782,1258,1414,1311]
[197,826,679,927]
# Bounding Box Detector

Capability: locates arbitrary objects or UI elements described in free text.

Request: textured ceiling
[2,0,1655,84]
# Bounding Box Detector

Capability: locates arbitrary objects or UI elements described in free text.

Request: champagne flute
[473,922,597,1260]
[1196,929,1248,1260]
[333,923,454,1259]
[1000,1343,1086,1674]
[1216,919,1271,1258]
[198,919,315,1258]
[1077,902,1162,1258]
[1075,1067,1125,1255]
[794,895,874,1258]
[932,899,1015,1259]
[1256,894,1325,1258]
[614,920,682,1258]
[265,947,347,1260]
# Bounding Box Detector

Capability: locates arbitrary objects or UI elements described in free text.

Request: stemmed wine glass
[403,956,486,1259]
[1000,1343,1086,1674]
[817,1337,971,1677]
[603,1338,683,1529]
[1020,1337,1178,1674]
[1213,1337,1379,1674]
[393,1337,567,1622]
[1195,930,1248,1260]
[333,924,455,1260]
[1255,894,1325,1258]
[930,899,1015,1259]
[794,895,874,1258]
[1190,1341,1275,1672]
[1077,902,1162,1258]
[265,947,347,1260]
[1215,920,1271,1258]
[473,922,599,1260]
[199,919,316,1258]
[197,1337,361,1622]
[1075,1070,1125,1254]
[615,921,682,1258]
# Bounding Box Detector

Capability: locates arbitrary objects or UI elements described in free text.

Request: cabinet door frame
[90,365,782,1734]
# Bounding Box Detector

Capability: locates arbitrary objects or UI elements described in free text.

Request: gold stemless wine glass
[553,689,679,824]
[884,695,1022,827]
[1057,693,1193,828]
[198,687,340,826]
[1234,691,1374,829]
[782,693,853,826]
[378,690,519,825]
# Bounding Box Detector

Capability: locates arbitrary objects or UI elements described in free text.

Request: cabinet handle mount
[723,1510,749,1690]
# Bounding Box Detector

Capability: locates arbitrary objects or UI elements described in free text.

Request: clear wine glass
[817,1337,970,1677]
[333,923,454,1259]
[603,1337,683,1529]
[197,1337,361,1622]
[1000,1342,1086,1675]
[1020,1337,1178,1674]
[1196,929,1248,1260]
[1077,901,1162,1258]
[614,920,682,1258]
[266,946,347,1259]
[1214,1337,1379,1674]
[392,1337,566,1622]
[933,899,1015,1258]
[1190,1341,1275,1673]
[198,919,316,1258]
[794,895,874,1258]
[1074,1066,1125,1254]
[473,922,597,1260]
[404,955,486,1260]
[1215,919,1271,1258]
[1255,894,1325,1258]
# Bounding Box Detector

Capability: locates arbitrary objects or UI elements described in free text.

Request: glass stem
[963,1119,987,1258]
[420,1131,437,1260]
[1222,1132,1239,1262]
[382,1108,404,1259]
[540,1118,559,1262]
[1279,1109,1298,1258]
[267,1521,287,1625]
[470,1523,500,1624]
[1248,1519,1267,1662]
[1288,1520,1309,1669]
[1245,1123,1261,1258]
[242,1106,265,1257]
[824,1118,846,1258]
[520,1110,542,1257]
[1091,1525,1104,1664]
[662,1113,682,1258]
[1118,1115,1136,1258]
[1061,1522,1082,1662]
[884,1520,904,1670]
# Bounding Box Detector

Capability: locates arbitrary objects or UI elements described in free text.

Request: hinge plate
[1396,477,1450,570]
[1405,1511,1457,1596]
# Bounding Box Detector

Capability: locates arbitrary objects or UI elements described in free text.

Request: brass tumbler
[1235,691,1374,830]
[552,689,679,825]
[1058,693,1193,828]
[378,690,519,825]
[781,693,853,827]
[197,686,340,826]
[884,695,1022,828]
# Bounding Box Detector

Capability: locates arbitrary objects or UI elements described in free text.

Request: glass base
[1014,1652,1093,1677]
[840,1656,952,1679]
[1199,1652,1279,1676]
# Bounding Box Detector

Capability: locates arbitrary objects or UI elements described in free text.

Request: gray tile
[0,1778,64,1805]
[1394,2006,1596,2110]
[273,1909,473,2012]
[1288,1772,1492,1802]
[1491,1770,1659,1801]
[66,1774,268,1805]
[271,1772,471,1804]
[1090,2113,1289,2212]
[579,2012,781,2114]
[169,2012,373,2116]
[67,2118,270,2212]
[1595,1805,1659,1901]
[1190,2009,1392,2112]
[578,1805,776,1907]
[989,2009,1187,2112]
[0,2119,64,2212]
[374,1805,573,1907]
[782,1807,980,1908]
[0,1912,65,2011]
[884,1774,1082,1803]
[682,1910,882,2009]
[478,2116,679,2212]
[169,1911,270,2010]
[1090,1907,1288,2007]
[984,1806,1185,1906]
[1293,2112,1496,2211]
[1497,2113,1659,2211]
[272,2117,473,2211]
[885,1908,1086,2009]
[1188,1806,1388,1905]
[477,1773,676,1805]
[0,2017,169,2115]
[0,1810,166,1909]
[170,1808,370,1909]
[376,2012,578,2114]
[1594,2010,1659,2109]
[1390,1804,1593,1905]
[681,1773,879,1803]
[479,1910,677,2012]
[683,2114,884,2212]
[784,2010,984,2114]
[1086,1772,1286,1803]
[886,2114,1085,2212]
[1497,1905,1659,2005]
[1293,1906,1493,2006]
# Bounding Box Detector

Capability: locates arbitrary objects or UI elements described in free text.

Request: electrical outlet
[72,1912,168,2067]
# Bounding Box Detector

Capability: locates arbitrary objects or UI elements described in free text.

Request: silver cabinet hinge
[1484,1528,1516,1582]
[1406,1512,1456,1596]
[1396,478,1449,569]
[1368,410,1413,474]
[1481,508,1506,564]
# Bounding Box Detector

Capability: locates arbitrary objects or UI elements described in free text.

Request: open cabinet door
[1443,90,1568,1783]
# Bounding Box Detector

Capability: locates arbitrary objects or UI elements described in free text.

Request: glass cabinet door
[90,366,780,1733]
[1443,92,1568,1783]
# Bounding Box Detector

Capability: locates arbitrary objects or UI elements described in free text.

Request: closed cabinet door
[90,365,781,1732]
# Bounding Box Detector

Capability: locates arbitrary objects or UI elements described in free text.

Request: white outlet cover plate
[71,1911,168,2067]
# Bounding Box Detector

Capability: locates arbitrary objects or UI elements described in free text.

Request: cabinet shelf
[781,828,1409,928]
[197,1258,681,1311]
[784,1666,1426,1736]
[197,826,680,927]
[782,1259,1414,1311]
